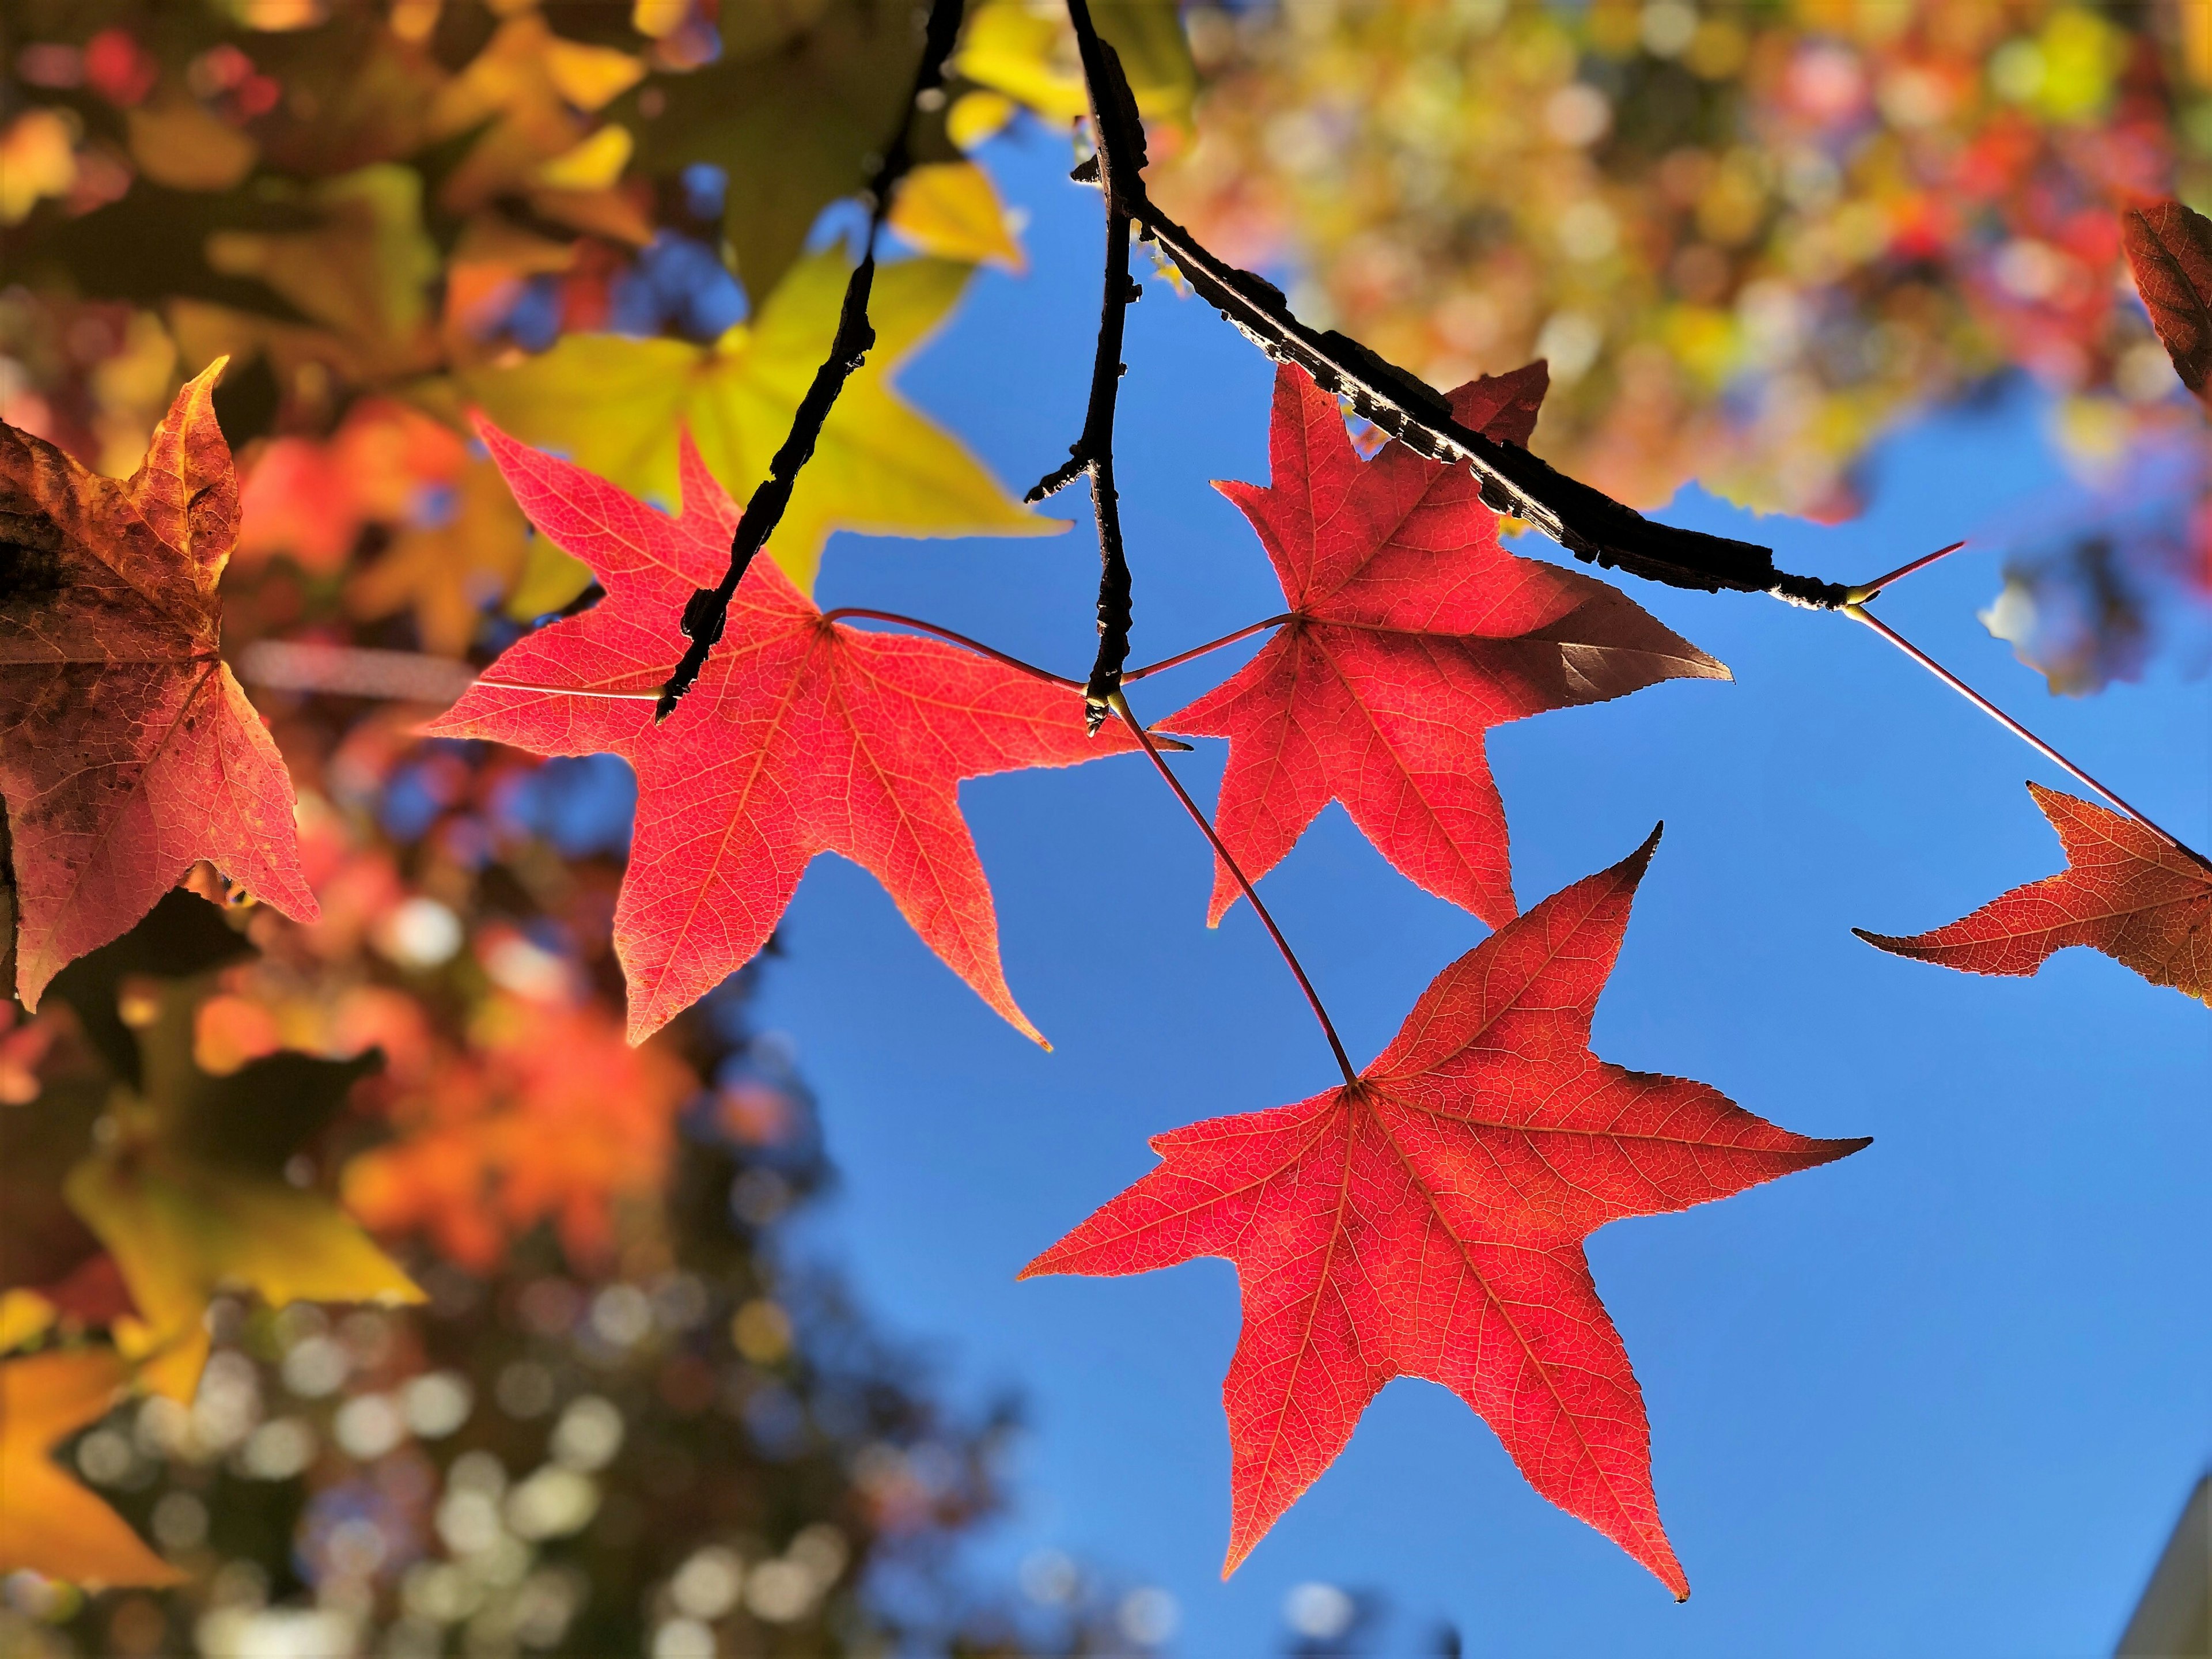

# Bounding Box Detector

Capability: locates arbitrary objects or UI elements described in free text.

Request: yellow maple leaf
[200,164,440,378]
[955,0,1195,124]
[68,1156,422,1402]
[891,161,1026,272]
[427,12,642,214]
[464,253,1063,594]
[346,449,533,656]
[60,983,421,1403]
[0,1347,182,1586]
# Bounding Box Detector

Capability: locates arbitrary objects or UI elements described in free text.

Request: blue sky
[740,135,2211,1656]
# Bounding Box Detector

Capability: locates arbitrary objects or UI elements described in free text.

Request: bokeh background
[1,2,2206,1656]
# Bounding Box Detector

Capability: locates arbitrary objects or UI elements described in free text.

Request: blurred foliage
[0,2,1184,1652]
[1150,0,2212,689]
[0,660,1143,1656]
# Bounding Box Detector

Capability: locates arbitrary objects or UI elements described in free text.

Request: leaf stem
[1844,603,2211,868]
[656,0,968,722]
[819,607,1082,688]
[1844,540,1968,605]
[1111,690,1358,1087]
[1123,614,1293,682]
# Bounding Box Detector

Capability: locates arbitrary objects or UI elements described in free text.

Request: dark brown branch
[1060,6,1848,612]
[658,0,968,721]
[1029,0,1149,732]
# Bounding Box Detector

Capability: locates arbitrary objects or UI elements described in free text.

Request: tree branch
[657,0,969,721]
[1060,5,1848,611]
[1029,0,1148,732]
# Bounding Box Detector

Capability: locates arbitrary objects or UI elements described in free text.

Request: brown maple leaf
[0,361,317,1009]
[1857,782,2211,1003]
[2123,198,2212,403]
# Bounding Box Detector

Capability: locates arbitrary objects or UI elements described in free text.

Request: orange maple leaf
[1858,782,2211,1002]
[0,1347,181,1587]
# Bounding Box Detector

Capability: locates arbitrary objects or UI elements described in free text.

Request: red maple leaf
[1164,363,1728,929]
[0,361,317,1009]
[430,422,1135,1043]
[1025,828,1865,1595]
[1857,782,2211,1002]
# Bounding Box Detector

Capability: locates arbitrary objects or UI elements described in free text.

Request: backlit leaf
[429,423,1132,1042]
[1028,831,1866,1593]
[1857,782,2211,1002]
[464,253,1060,595]
[1167,363,1725,929]
[2122,198,2212,403]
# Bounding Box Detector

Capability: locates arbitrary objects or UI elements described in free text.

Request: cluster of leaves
[0,0,2206,1639]
[0,1,1193,1632]
[1154,0,2212,685]
[0,397,1141,1657]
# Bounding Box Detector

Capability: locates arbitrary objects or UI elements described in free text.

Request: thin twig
[1056,2,1842,611]
[1845,540,1968,605]
[820,607,1084,688]
[1845,604,2211,868]
[1111,690,1358,1086]
[657,0,968,721]
[1123,614,1293,681]
[1030,0,1148,731]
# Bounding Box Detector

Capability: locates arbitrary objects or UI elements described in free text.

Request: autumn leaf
[2123,199,2212,403]
[69,1151,422,1402]
[1026,829,1866,1594]
[126,89,257,193]
[0,1347,182,1587]
[1857,782,2211,1003]
[429,423,1134,1044]
[647,0,956,300]
[60,995,421,1399]
[345,449,533,656]
[1166,363,1726,930]
[201,164,441,377]
[956,0,1196,126]
[342,991,698,1272]
[0,360,318,1012]
[891,160,1026,272]
[424,11,643,217]
[465,251,1060,596]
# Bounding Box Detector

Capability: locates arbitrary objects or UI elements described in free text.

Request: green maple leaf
[41,908,420,1404]
[642,0,956,301]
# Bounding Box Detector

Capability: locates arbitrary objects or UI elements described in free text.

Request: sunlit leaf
[464,253,1060,594]
[0,1347,182,1586]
